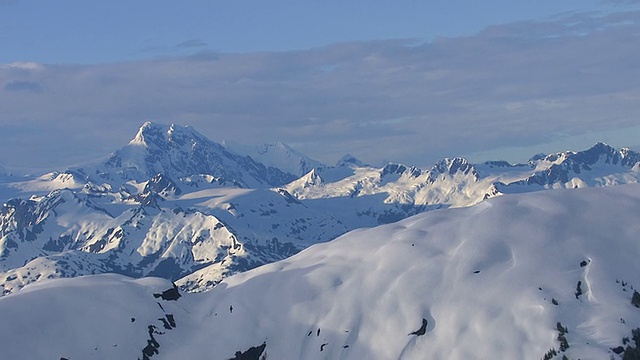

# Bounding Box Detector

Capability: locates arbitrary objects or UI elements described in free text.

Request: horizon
[0,120,635,176]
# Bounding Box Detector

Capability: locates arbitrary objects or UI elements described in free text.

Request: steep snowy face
[223,140,326,177]
[93,122,297,188]
[3,185,640,360]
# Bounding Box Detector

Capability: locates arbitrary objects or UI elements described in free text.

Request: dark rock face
[144,173,182,197]
[382,163,420,178]
[575,281,583,299]
[153,284,181,301]
[158,314,176,330]
[484,160,517,168]
[139,288,180,360]
[1,198,45,245]
[131,189,162,207]
[141,325,161,360]
[409,318,428,336]
[228,342,267,360]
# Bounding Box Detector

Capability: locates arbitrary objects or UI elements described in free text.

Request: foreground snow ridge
[2,184,640,359]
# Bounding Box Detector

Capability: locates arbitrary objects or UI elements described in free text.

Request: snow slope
[0,275,185,359]
[2,184,640,359]
[222,140,325,177]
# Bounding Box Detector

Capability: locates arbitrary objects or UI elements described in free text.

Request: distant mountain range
[1,122,640,295]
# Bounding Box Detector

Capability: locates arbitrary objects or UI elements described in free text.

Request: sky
[1,1,640,172]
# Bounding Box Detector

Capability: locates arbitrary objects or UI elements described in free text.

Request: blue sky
[1,1,640,171]
[0,0,616,64]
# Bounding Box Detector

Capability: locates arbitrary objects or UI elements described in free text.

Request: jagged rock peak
[381,163,421,178]
[431,157,476,176]
[131,121,166,145]
[538,142,640,168]
[131,122,198,145]
[483,160,515,168]
[300,168,323,187]
[144,173,182,197]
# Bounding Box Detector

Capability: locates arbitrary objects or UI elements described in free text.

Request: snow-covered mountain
[0,182,348,295]
[3,184,640,359]
[1,123,640,296]
[73,122,298,188]
[222,140,326,177]
[285,142,640,216]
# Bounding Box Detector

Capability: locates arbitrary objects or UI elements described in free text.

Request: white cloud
[1,10,640,171]
[5,62,44,70]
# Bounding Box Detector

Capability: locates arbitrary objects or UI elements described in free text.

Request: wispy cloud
[1,11,639,170]
[137,38,208,57]
[174,39,207,49]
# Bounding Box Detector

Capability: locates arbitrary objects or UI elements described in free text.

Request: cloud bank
[1,10,639,171]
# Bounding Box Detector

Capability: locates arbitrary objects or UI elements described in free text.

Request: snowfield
[2,184,640,359]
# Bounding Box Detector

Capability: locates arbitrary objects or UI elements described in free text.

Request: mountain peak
[98,122,297,187]
[540,142,638,169]
[584,141,615,156]
[130,121,166,145]
[336,154,365,167]
[130,122,205,148]
[301,168,323,187]
[431,157,475,175]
